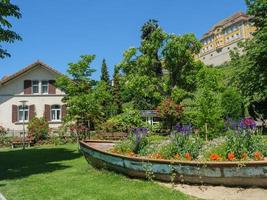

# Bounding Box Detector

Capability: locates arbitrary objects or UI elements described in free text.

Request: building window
[32,80,39,94]
[51,105,61,121]
[18,105,29,122]
[41,81,48,94]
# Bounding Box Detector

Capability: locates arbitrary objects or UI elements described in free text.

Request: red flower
[184,153,191,160]
[254,151,263,160]
[227,152,235,161]
[210,153,220,161]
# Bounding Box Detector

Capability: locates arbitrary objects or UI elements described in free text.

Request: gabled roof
[201,12,250,40]
[0,60,64,86]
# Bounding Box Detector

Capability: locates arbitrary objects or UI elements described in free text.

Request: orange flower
[150,153,163,159]
[174,153,180,160]
[242,152,248,159]
[210,153,220,161]
[254,151,263,160]
[227,152,235,161]
[127,152,135,157]
[184,153,191,160]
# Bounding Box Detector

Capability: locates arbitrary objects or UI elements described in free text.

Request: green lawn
[0,144,194,200]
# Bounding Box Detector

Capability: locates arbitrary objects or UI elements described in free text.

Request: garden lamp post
[19,100,28,150]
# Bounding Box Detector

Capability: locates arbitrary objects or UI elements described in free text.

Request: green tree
[141,19,159,40]
[0,0,22,58]
[118,21,167,109]
[227,0,267,117]
[221,87,244,120]
[162,33,202,92]
[112,66,123,114]
[140,19,166,77]
[100,59,110,85]
[56,55,102,129]
[183,66,224,140]
[246,0,267,31]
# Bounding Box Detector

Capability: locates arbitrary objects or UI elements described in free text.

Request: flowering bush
[0,125,7,137]
[69,123,90,140]
[28,117,49,142]
[113,127,149,154]
[131,127,149,154]
[156,98,183,130]
[225,117,265,160]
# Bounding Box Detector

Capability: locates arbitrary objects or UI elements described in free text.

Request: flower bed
[111,118,267,162]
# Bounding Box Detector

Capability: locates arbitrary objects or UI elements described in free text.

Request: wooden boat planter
[80,140,267,188]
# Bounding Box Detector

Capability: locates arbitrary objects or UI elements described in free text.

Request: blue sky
[0,0,247,80]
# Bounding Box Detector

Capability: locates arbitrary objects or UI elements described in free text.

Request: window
[41,81,48,94]
[51,105,61,121]
[18,105,29,122]
[32,80,39,94]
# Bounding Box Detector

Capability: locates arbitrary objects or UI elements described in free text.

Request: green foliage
[100,59,110,84]
[183,66,224,139]
[221,87,244,120]
[222,0,267,117]
[102,108,144,132]
[27,117,49,142]
[172,133,204,159]
[141,19,159,40]
[113,138,135,154]
[246,0,267,31]
[112,66,123,114]
[203,142,227,161]
[171,87,192,103]
[147,134,166,142]
[56,55,106,128]
[0,0,22,58]
[159,142,177,159]
[163,34,202,91]
[225,130,265,159]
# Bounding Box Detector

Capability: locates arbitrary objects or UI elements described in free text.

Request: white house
[0,61,66,135]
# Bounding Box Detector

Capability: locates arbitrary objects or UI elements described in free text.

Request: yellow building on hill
[198,12,256,66]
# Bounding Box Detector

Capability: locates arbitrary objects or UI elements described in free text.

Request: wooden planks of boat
[80,140,267,188]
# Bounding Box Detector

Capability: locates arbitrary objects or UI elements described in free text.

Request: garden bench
[11,137,34,148]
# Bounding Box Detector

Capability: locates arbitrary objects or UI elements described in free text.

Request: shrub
[156,97,183,131]
[221,87,244,120]
[102,108,144,132]
[0,125,7,139]
[113,138,135,154]
[28,117,49,142]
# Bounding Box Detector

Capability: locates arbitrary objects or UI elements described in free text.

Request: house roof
[0,60,64,86]
[201,12,250,40]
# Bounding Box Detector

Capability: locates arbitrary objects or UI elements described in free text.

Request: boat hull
[80,140,267,188]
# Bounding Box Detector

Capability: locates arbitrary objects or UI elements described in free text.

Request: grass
[0,144,195,200]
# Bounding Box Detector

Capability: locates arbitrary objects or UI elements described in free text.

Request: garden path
[160,183,267,200]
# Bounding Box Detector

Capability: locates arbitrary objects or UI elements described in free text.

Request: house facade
[198,12,256,66]
[0,61,66,135]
